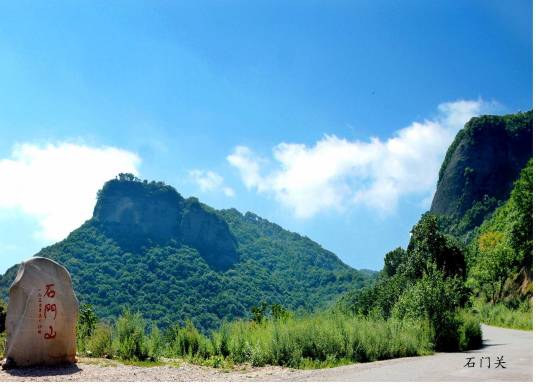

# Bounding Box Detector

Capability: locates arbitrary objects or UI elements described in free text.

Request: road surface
[0,324,531,382]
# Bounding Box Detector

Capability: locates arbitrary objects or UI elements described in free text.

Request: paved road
[288,324,532,382]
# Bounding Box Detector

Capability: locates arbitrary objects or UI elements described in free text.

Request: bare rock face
[180,199,238,271]
[431,112,532,221]
[3,257,79,368]
[93,177,184,245]
[92,176,239,270]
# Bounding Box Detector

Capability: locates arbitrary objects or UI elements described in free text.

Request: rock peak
[92,174,238,270]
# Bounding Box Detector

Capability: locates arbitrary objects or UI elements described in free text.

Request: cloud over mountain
[228,99,499,218]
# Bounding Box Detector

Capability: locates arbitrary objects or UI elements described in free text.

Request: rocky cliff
[431,110,532,237]
[93,174,238,270]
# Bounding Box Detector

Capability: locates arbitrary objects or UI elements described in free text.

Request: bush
[346,273,410,318]
[146,323,163,361]
[87,323,113,358]
[77,304,98,352]
[114,309,149,360]
[457,310,482,350]
[153,312,432,368]
[392,266,467,351]
[476,300,532,330]
[164,321,213,360]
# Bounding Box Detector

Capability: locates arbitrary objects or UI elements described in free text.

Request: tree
[117,173,140,182]
[392,264,466,351]
[77,304,98,351]
[510,159,532,269]
[468,232,515,304]
[251,302,268,324]
[383,247,407,277]
[405,213,465,279]
[271,304,291,321]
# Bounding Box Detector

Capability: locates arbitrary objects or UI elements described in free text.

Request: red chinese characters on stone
[44,284,56,298]
[44,304,57,320]
[38,283,58,340]
[44,325,57,340]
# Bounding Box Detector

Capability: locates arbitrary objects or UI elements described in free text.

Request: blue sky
[0,0,532,274]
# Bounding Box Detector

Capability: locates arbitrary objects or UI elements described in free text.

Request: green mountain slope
[466,159,533,302]
[431,110,532,239]
[430,111,532,302]
[0,174,374,331]
[339,110,533,342]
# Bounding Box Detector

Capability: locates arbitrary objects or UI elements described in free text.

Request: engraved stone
[3,257,79,367]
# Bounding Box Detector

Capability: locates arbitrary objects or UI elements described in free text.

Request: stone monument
[3,257,79,368]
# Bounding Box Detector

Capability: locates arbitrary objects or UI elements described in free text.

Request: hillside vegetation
[340,111,532,349]
[467,159,533,312]
[339,213,478,352]
[0,175,374,332]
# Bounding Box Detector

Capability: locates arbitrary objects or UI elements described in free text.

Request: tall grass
[114,309,149,360]
[160,312,433,368]
[86,323,113,358]
[475,300,532,331]
[78,310,434,368]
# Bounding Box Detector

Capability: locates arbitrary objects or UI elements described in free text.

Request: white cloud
[0,142,141,241]
[189,169,235,197]
[223,187,236,197]
[228,99,498,218]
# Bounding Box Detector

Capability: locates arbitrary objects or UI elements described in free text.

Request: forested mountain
[339,110,532,349]
[429,110,533,303]
[431,110,532,240]
[0,174,374,331]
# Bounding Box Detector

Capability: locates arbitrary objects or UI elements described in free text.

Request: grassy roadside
[78,310,436,369]
[472,300,532,331]
[0,309,481,370]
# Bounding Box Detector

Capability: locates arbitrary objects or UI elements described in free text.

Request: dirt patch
[0,357,305,382]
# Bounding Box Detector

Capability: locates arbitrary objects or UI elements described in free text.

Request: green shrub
[114,309,149,360]
[77,304,98,352]
[164,321,213,359]
[392,266,466,351]
[210,323,230,357]
[87,323,113,358]
[476,300,532,330]
[146,323,163,361]
[457,310,482,350]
